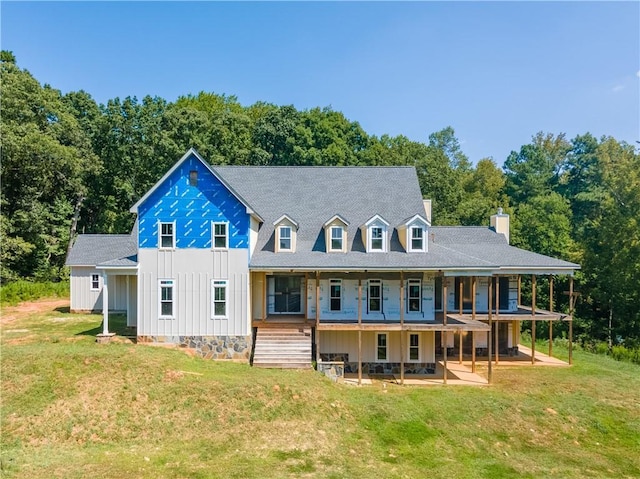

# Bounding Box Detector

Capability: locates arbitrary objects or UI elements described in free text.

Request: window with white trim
[330,226,343,251]
[159,222,175,249]
[408,279,421,312]
[330,279,342,311]
[279,226,292,251]
[91,274,100,291]
[409,333,420,361]
[159,280,175,318]
[369,279,382,312]
[377,333,388,361]
[410,226,424,251]
[212,280,228,319]
[370,226,384,251]
[212,222,228,249]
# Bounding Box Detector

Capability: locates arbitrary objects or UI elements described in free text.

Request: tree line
[1,51,638,345]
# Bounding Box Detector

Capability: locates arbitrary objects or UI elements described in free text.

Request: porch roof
[65,234,137,268]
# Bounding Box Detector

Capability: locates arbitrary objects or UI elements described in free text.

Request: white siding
[137,248,250,337]
[70,267,103,311]
[320,330,435,363]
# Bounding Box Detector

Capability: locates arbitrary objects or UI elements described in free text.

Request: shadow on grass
[75,314,135,340]
[55,306,70,314]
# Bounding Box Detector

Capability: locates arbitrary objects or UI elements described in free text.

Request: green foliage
[0,280,69,305]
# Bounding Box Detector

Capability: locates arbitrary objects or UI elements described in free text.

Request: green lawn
[2,300,639,479]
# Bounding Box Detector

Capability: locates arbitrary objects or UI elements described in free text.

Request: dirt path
[0,298,70,325]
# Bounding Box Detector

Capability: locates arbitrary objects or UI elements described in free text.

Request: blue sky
[2,1,638,165]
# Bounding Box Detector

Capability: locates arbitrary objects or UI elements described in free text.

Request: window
[91,274,100,291]
[410,226,424,251]
[159,222,175,249]
[435,277,443,311]
[330,279,342,311]
[370,226,383,251]
[189,170,198,186]
[212,222,228,249]
[330,226,343,251]
[409,334,420,361]
[408,279,421,312]
[212,280,228,318]
[454,277,473,311]
[377,333,388,361]
[159,280,174,318]
[279,226,292,250]
[369,280,382,312]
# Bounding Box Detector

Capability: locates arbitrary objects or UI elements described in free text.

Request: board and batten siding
[137,245,250,337]
[320,330,436,363]
[70,267,129,312]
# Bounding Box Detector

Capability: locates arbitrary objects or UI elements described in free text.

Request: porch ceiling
[447,306,572,323]
[316,317,490,332]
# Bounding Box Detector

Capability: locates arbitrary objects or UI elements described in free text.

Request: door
[271,276,303,314]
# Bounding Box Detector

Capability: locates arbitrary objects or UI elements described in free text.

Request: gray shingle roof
[214,166,579,272]
[66,234,137,267]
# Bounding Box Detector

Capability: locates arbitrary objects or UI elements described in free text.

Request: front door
[270,276,303,314]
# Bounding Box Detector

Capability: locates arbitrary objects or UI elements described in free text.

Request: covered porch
[97,266,138,342]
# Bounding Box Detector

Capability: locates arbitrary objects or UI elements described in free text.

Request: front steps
[252,327,313,368]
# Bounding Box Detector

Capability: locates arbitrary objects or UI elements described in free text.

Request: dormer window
[398,214,429,253]
[279,226,292,250]
[273,214,298,253]
[411,226,423,251]
[362,215,390,253]
[324,214,349,253]
[371,227,384,251]
[330,227,343,251]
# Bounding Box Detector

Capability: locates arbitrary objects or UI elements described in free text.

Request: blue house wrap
[137,153,249,249]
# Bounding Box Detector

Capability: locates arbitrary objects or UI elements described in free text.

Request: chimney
[423,199,432,224]
[490,207,510,244]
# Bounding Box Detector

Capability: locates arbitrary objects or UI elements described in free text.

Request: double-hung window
[91,274,100,291]
[330,279,342,311]
[408,279,421,312]
[159,280,175,318]
[212,280,228,319]
[279,226,292,251]
[409,333,420,361]
[410,226,424,251]
[212,222,228,249]
[369,280,382,313]
[377,333,388,361]
[330,227,343,251]
[159,222,175,249]
[370,226,383,251]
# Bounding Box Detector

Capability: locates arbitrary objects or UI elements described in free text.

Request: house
[66,148,580,383]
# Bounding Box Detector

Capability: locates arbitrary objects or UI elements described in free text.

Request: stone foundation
[138,335,251,361]
[318,361,345,382]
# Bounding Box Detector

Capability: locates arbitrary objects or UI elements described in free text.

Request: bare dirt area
[0,299,70,325]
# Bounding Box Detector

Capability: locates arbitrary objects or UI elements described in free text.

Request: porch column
[458,278,463,364]
[569,276,574,365]
[471,276,477,373]
[531,275,536,364]
[262,273,267,322]
[126,275,130,326]
[304,272,309,324]
[315,272,321,363]
[400,272,405,385]
[442,276,447,385]
[517,275,521,306]
[358,278,362,386]
[102,272,109,334]
[549,275,554,357]
[495,276,500,365]
[487,277,493,384]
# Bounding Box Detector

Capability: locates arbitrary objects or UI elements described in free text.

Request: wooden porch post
[549,275,554,358]
[400,272,405,385]
[102,272,110,335]
[443,277,447,385]
[569,276,574,365]
[495,276,500,365]
[487,277,493,384]
[531,275,536,364]
[315,271,321,363]
[471,276,477,373]
[358,277,362,385]
[262,272,267,322]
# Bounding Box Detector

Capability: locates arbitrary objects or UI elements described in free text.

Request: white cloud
[612,84,625,93]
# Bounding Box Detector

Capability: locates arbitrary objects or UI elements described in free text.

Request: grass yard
[1,299,639,479]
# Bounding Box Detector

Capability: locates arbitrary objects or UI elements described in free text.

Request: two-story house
[66,148,579,383]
